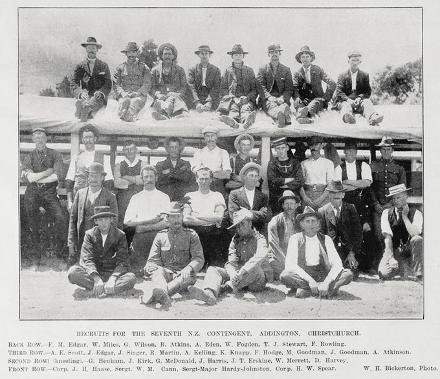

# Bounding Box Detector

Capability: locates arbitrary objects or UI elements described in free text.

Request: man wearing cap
[72,37,112,122]
[192,125,232,198]
[281,206,353,298]
[318,181,363,276]
[334,51,384,125]
[267,137,305,213]
[183,167,227,267]
[188,209,271,305]
[256,44,293,127]
[292,46,336,124]
[113,42,152,122]
[140,202,204,307]
[150,43,188,120]
[218,44,258,129]
[67,162,118,265]
[378,184,423,282]
[67,206,136,297]
[228,162,271,234]
[300,136,335,210]
[370,137,407,254]
[65,125,114,212]
[156,137,196,201]
[21,128,68,260]
[187,45,222,112]
[124,165,171,275]
[267,190,302,281]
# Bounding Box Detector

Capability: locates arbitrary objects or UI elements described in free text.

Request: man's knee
[67,265,83,284]
[280,270,296,286]
[410,235,423,246]
[116,272,137,292]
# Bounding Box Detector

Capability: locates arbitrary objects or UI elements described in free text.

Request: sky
[19,7,422,94]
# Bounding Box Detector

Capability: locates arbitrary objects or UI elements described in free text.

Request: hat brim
[81,43,102,49]
[121,49,139,53]
[195,50,214,55]
[239,163,261,182]
[296,211,321,223]
[295,51,315,64]
[227,217,251,229]
[90,212,117,221]
[385,188,412,197]
[227,51,248,55]
[278,195,300,206]
[376,143,395,147]
[234,134,255,151]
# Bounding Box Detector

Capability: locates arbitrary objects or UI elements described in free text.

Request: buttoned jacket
[334,69,371,104]
[256,62,294,106]
[292,64,336,103]
[219,64,257,104]
[187,63,222,108]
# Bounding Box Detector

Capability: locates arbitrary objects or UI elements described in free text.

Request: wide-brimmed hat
[202,125,219,135]
[90,205,116,221]
[121,42,139,53]
[386,184,412,198]
[194,45,213,55]
[348,50,362,58]
[308,135,324,146]
[81,37,102,49]
[165,201,185,215]
[239,162,261,182]
[267,44,283,52]
[164,136,185,153]
[227,44,248,55]
[158,43,178,59]
[326,180,349,193]
[278,190,301,206]
[344,141,358,150]
[234,134,255,152]
[86,162,106,176]
[295,45,315,63]
[228,208,253,229]
[32,127,47,135]
[296,205,322,223]
[271,136,288,148]
[376,136,395,147]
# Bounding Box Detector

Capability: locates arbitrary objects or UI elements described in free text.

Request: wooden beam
[71,132,80,157]
[260,136,270,195]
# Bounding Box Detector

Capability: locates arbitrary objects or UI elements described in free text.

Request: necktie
[336,207,341,221]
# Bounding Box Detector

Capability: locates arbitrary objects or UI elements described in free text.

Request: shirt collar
[123,156,141,167]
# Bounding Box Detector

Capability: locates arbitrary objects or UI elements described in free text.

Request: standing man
[65,125,114,212]
[318,181,363,276]
[188,209,271,305]
[267,137,305,213]
[228,162,271,234]
[67,206,136,297]
[187,45,222,112]
[292,46,336,124]
[21,128,68,259]
[218,44,258,129]
[113,42,152,122]
[267,190,302,280]
[156,137,196,201]
[124,165,171,275]
[140,202,204,307]
[150,43,189,120]
[300,136,335,210]
[378,184,423,282]
[256,44,293,127]
[280,206,353,298]
[192,125,232,199]
[72,37,112,122]
[183,167,227,267]
[334,51,384,125]
[67,162,118,265]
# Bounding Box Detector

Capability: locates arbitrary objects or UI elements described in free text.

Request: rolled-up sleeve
[188,231,204,273]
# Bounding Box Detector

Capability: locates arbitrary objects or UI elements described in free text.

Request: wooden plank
[260,136,270,195]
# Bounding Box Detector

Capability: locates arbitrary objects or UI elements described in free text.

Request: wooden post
[260,136,270,196]
[369,143,376,163]
[110,139,117,175]
[71,132,80,157]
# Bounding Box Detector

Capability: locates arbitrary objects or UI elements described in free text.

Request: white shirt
[285,233,343,283]
[202,66,208,86]
[87,58,96,73]
[334,160,372,182]
[124,188,170,225]
[192,146,232,172]
[304,66,311,84]
[244,187,255,208]
[381,208,423,237]
[185,190,226,225]
[301,157,335,185]
[101,232,108,247]
[351,70,358,91]
[66,150,114,181]
[86,187,102,204]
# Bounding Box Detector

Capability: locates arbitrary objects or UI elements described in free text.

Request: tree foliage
[138,39,159,69]
[39,87,55,97]
[56,76,74,98]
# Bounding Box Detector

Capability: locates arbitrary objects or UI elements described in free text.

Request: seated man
[150,43,188,120]
[292,45,336,124]
[139,202,204,307]
[378,184,423,283]
[67,206,136,297]
[281,206,353,298]
[113,42,152,122]
[218,44,257,129]
[187,45,221,112]
[156,137,196,201]
[318,181,363,276]
[256,44,293,127]
[268,190,302,280]
[188,209,270,305]
[183,167,227,267]
[333,51,383,125]
[228,162,271,234]
[72,37,112,122]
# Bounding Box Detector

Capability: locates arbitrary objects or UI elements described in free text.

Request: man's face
[82,131,97,149]
[196,169,212,191]
[95,217,112,234]
[300,216,320,236]
[32,131,47,150]
[198,51,211,65]
[392,192,408,209]
[87,172,105,188]
[282,198,299,215]
[238,139,252,155]
[349,56,362,71]
[380,146,393,161]
[329,192,345,208]
[344,148,357,163]
[310,142,323,157]
[162,47,175,62]
[123,144,137,162]
[275,143,289,160]
[167,141,181,160]
[167,213,183,230]
[268,50,281,64]
[204,132,218,148]
[142,169,156,187]
[243,169,260,189]
[232,53,244,65]
[125,50,138,63]
[86,45,98,59]
[237,219,253,237]
[300,53,312,67]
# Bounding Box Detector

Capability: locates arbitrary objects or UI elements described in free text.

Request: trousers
[75,97,105,122]
[148,266,197,296]
[297,98,325,117]
[340,98,375,120]
[118,96,147,122]
[130,231,158,275]
[152,94,187,117]
[219,98,256,123]
[263,100,291,122]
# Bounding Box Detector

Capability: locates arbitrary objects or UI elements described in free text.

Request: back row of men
[73,37,384,128]
[22,126,422,306]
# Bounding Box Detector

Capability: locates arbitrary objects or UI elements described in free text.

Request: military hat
[89,205,116,221]
[267,44,283,52]
[348,50,362,58]
[296,205,322,223]
[227,44,248,55]
[81,37,102,49]
[278,190,301,206]
[121,42,140,53]
[86,162,106,176]
[295,46,315,63]
[376,136,395,147]
[32,127,47,135]
[239,162,261,182]
[386,184,412,198]
[234,134,255,152]
[202,125,219,135]
[158,43,178,59]
[228,208,253,229]
[271,136,288,148]
[194,45,214,55]
[326,180,349,193]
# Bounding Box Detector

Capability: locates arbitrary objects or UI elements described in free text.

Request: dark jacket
[72,59,112,104]
[187,63,222,109]
[150,62,188,99]
[370,159,406,206]
[334,69,371,104]
[256,63,294,107]
[292,64,336,103]
[219,64,257,105]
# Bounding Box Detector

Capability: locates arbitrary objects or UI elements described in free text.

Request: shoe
[296,117,313,124]
[297,107,308,118]
[188,285,217,305]
[295,288,311,298]
[368,113,384,125]
[342,113,356,124]
[243,111,257,129]
[151,111,168,121]
[118,98,130,119]
[276,111,286,128]
[152,288,172,307]
[219,115,239,129]
[139,288,155,305]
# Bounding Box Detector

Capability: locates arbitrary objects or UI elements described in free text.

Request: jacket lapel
[102,226,115,254]
[240,187,251,208]
[327,205,337,227]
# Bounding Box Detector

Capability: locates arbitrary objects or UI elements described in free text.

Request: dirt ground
[19,256,423,320]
